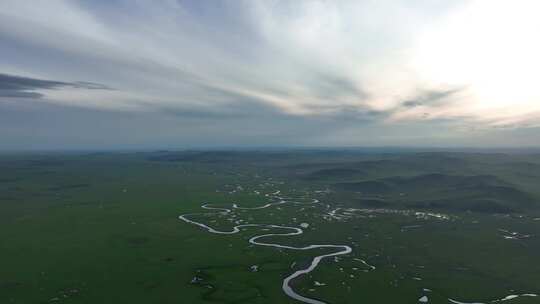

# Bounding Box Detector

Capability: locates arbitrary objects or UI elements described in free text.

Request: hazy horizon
[3,146,540,155]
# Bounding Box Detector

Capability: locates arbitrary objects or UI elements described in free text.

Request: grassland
[1,151,539,303]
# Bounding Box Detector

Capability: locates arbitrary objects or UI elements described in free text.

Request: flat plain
[1,151,539,303]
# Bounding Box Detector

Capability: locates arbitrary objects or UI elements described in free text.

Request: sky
[1,0,540,150]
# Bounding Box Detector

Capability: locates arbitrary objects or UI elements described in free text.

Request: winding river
[179,191,538,304]
[179,193,352,304]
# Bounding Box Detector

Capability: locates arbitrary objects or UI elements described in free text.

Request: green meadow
[1,151,539,303]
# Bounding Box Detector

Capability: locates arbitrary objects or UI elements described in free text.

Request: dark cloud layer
[402,87,464,108]
[0,73,111,98]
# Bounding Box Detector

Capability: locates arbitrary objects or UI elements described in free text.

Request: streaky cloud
[0,73,112,98]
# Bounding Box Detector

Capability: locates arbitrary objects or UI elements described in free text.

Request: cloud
[0,73,111,98]
[0,0,539,149]
[0,0,451,115]
[401,88,464,108]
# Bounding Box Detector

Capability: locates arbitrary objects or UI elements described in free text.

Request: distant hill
[302,168,365,180]
[335,173,536,213]
[146,150,540,213]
